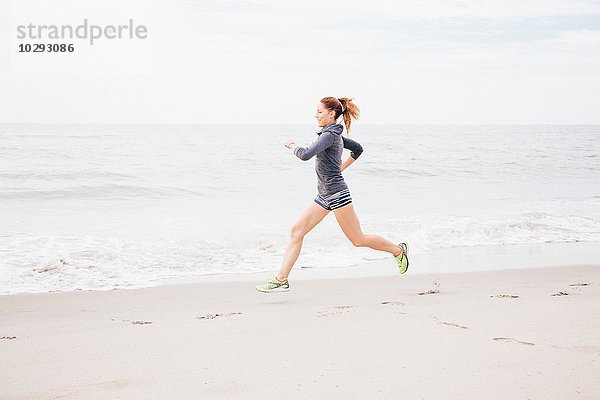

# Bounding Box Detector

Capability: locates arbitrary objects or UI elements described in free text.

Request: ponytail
[320,96,360,134]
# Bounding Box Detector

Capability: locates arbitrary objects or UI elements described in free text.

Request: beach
[2,263,599,399]
[3,0,600,397]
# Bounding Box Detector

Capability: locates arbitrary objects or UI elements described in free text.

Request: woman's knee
[289,224,306,241]
[350,236,366,247]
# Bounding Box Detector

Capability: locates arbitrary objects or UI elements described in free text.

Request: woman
[255,97,409,293]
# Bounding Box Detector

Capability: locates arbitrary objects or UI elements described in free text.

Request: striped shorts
[314,188,353,211]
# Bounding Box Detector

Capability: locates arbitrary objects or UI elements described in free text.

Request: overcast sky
[1,0,599,124]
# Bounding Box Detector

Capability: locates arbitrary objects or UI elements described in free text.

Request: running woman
[255,97,409,293]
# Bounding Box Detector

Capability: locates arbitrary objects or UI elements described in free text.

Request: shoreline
[155,240,600,285]
[3,241,600,296]
[1,264,599,399]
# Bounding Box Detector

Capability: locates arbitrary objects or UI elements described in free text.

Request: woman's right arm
[293,132,336,161]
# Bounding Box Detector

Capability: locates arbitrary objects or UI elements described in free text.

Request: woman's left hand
[284,140,297,150]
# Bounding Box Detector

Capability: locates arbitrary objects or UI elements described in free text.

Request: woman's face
[315,102,336,127]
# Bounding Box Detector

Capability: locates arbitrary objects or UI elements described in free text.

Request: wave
[357,166,438,178]
[2,199,599,294]
[0,183,205,200]
[377,207,600,253]
[0,171,137,180]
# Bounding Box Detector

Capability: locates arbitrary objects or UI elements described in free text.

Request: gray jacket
[293,123,364,197]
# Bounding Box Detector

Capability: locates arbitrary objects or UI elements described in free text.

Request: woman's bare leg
[276,202,330,280]
[332,203,403,255]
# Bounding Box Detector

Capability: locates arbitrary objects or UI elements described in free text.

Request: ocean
[1,123,599,294]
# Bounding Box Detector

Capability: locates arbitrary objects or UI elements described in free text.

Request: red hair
[320,97,360,134]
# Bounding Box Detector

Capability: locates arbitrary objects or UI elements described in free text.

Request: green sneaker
[255,276,290,293]
[394,243,409,274]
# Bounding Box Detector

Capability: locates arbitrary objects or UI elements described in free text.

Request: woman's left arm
[342,136,364,160]
[341,156,356,172]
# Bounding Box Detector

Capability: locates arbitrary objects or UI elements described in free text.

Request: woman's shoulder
[321,123,343,135]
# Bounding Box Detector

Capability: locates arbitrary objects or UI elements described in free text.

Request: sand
[1,264,599,399]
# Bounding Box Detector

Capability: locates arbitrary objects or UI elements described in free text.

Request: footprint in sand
[440,321,468,329]
[381,301,405,306]
[551,291,569,297]
[381,301,407,315]
[317,305,354,318]
[114,318,153,325]
[418,289,440,296]
[51,378,129,398]
[196,312,242,320]
[1,336,17,340]
[418,280,441,296]
[492,294,520,299]
[493,337,535,346]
